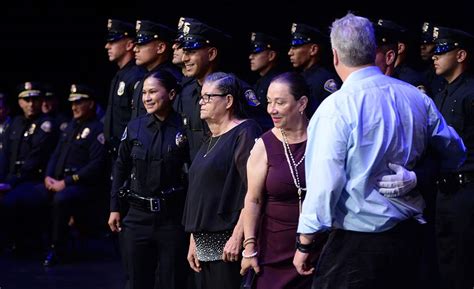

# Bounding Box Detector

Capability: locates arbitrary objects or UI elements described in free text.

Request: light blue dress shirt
[298,66,466,233]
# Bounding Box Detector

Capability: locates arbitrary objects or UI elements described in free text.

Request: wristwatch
[295,234,315,253]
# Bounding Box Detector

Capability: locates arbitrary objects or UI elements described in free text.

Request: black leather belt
[124,187,184,213]
[127,193,161,212]
[437,171,474,193]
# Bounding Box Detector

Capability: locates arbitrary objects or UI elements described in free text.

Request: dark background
[0,0,470,113]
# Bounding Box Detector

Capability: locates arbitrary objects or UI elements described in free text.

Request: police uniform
[104,19,146,157]
[420,22,446,97]
[172,19,226,160]
[130,20,182,119]
[0,93,10,181]
[290,23,340,117]
[0,82,58,251]
[376,19,430,93]
[249,32,284,131]
[43,84,70,132]
[112,111,189,289]
[432,27,474,289]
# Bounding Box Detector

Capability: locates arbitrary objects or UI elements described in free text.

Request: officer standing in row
[40,84,106,266]
[248,32,284,131]
[108,70,189,289]
[0,82,58,252]
[420,21,446,97]
[130,20,182,119]
[288,23,340,117]
[432,26,474,289]
[104,19,145,160]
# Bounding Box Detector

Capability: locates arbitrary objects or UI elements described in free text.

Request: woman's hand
[222,233,242,262]
[187,234,201,272]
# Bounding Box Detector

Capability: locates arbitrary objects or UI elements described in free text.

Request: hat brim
[68,94,91,102]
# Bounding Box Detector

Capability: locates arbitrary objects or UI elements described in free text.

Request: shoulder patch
[133,81,140,90]
[244,89,260,107]
[97,133,105,145]
[121,127,128,141]
[323,79,339,93]
[60,122,68,132]
[40,121,51,133]
[416,85,427,94]
[175,131,187,148]
[117,81,125,96]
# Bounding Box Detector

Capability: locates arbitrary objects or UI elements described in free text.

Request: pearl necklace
[204,135,221,157]
[280,128,306,214]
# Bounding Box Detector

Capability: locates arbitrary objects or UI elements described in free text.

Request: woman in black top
[182,72,262,289]
[108,70,189,289]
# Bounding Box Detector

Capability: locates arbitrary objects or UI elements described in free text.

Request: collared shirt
[298,66,466,234]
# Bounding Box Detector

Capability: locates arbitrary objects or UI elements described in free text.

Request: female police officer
[108,70,189,289]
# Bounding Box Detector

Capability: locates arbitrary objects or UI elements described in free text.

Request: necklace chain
[204,135,221,157]
[280,129,306,214]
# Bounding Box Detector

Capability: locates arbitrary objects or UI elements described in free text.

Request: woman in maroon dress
[240,72,327,289]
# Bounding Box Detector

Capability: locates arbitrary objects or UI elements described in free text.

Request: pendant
[298,188,302,214]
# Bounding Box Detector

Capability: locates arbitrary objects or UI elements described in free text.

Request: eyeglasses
[199,93,228,103]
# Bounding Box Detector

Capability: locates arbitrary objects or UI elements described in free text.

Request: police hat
[181,20,227,50]
[250,32,281,54]
[290,23,326,47]
[374,19,400,46]
[421,22,435,44]
[433,26,474,55]
[106,19,135,42]
[17,81,43,99]
[135,20,175,45]
[175,17,198,45]
[68,84,95,102]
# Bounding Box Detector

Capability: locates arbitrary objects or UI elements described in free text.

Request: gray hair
[204,72,248,119]
[330,13,376,67]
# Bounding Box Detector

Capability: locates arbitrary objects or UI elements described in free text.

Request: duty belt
[123,187,184,213]
[437,171,474,193]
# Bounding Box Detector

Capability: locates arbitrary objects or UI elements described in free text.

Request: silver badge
[80,127,90,139]
[117,81,125,96]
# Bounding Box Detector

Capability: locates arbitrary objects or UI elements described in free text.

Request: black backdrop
[0,0,470,114]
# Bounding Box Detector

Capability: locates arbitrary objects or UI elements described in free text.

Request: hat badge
[70,84,77,93]
[251,32,256,41]
[136,20,141,32]
[178,17,185,30]
[291,23,297,34]
[433,27,439,40]
[377,19,383,26]
[183,22,190,35]
[422,22,429,33]
[107,19,112,29]
[24,82,32,90]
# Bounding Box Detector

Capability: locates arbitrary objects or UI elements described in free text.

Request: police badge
[117,81,125,96]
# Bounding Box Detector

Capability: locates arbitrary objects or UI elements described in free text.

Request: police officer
[104,19,145,159]
[108,70,189,289]
[248,32,285,131]
[42,84,70,132]
[38,84,106,266]
[288,23,340,117]
[432,26,474,289]
[131,20,182,119]
[0,81,58,252]
[420,21,446,96]
[172,19,227,160]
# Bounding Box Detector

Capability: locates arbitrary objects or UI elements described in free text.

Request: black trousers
[312,219,422,289]
[198,259,242,289]
[121,206,189,289]
[436,182,474,289]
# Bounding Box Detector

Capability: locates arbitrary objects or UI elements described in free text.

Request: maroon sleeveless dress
[255,130,312,289]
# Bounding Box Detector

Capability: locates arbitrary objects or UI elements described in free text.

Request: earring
[300,111,303,115]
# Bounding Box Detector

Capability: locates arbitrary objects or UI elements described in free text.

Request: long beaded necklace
[203,135,221,157]
[280,128,306,214]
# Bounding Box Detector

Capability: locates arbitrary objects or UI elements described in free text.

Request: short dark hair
[145,70,181,94]
[270,72,309,101]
